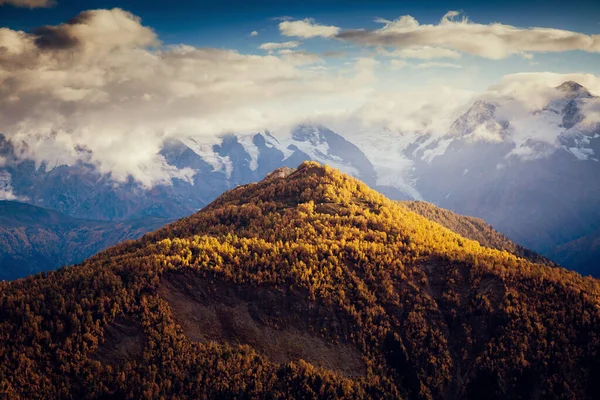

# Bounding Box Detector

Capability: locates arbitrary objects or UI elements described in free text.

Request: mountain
[0,125,382,221]
[1,81,600,276]
[399,201,554,266]
[1,162,600,399]
[0,201,170,281]
[408,81,600,257]
[547,229,600,277]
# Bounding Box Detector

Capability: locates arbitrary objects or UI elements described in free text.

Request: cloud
[259,40,300,50]
[5,9,599,189]
[250,31,258,37]
[325,85,476,137]
[389,60,462,69]
[390,59,407,69]
[277,49,323,65]
[322,50,347,57]
[379,46,461,60]
[0,0,54,8]
[485,72,600,109]
[279,18,340,38]
[31,8,158,53]
[414,61,462,69]
[337,11,600,59]
[0,9,377,187]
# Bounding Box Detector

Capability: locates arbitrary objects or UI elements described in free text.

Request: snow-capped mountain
[407,81,600,254]
[1,80,599,274]
[0,125,386,220]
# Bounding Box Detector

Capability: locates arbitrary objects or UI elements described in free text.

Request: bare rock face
[159,271,366,378]
[264,166,295,181]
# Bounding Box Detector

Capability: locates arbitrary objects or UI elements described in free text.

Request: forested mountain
[1,81,599,276]
[0,201,169,281]
[1,162,599,399]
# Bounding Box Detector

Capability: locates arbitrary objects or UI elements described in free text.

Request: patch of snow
[568,147,593,161]
[421,138,453,163]
[260,132,294,159]
[341,127,422,198]
[181,137,223,172]
[275,126,361,177]
[237,134,259,171]
[221,156,233,179]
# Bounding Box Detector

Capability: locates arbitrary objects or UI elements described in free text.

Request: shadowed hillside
[548,229,600,277]
[1,162,599,399]
[0,201,170,281]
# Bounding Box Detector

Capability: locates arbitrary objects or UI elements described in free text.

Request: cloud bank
[337,11,600,59]
[0,9,376,187]
[2,8,599,188]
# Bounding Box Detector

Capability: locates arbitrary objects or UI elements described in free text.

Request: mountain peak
[449,100,500,137]
[291,124,326,145]
[263,166,294,181]
[555,81,592,98]
[206,160,380,212]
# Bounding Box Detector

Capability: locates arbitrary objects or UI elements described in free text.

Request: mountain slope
[399,201,553,266]
[548,229,600,277]
[1,162,599,399]
[0,201,169,281]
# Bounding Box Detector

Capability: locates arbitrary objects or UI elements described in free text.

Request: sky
[0,0,600,186]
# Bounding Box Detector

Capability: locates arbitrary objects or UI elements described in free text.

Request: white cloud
[350,86,475,134]
[484,72,600,109]
[389,60,462,69]
[277,49,323,65]
[258,40,300,50]
[414,61,462,69]
[337,11,600,59]
[379,46,462,60]
[4,8,600,189]
[390,59,407,69]
[279,18,340,38]
[250,31,258,37]
[0,0,53,8]
[0,9,377,187]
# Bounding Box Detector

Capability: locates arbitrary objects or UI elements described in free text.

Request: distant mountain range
[0,201,169,281]
[1,80,599,277]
